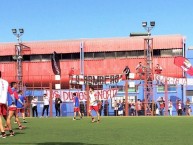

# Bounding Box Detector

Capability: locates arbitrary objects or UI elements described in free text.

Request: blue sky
[0,0,193,48]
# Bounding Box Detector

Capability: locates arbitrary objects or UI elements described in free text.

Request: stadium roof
[0,34,185,56]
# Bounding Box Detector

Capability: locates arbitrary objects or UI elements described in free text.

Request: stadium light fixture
[142,22,147,27]
[142,21,155,36]
[19,28,24,34]
[12,28,24,43]
[12,29,17,34]
[150,21,155,27]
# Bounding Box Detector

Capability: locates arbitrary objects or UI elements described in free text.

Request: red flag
[174,56,193,76]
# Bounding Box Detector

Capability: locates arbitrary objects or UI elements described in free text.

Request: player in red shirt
[7,82,24,136]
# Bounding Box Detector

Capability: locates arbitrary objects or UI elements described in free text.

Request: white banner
[154,74,190,85]
[51,88,118,102]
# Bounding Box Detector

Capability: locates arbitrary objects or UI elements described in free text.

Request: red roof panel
[0,35,184,56]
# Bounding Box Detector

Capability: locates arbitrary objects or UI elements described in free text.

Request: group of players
[73,86,100,123]
[0,71,26,138]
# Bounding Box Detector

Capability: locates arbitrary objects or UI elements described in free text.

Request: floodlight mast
[12,28,24,90]
[142,21,155,116]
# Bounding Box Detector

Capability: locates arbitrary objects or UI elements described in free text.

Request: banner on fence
[154,74,191,85]
[49,88,118,102]
[69,74,123,85]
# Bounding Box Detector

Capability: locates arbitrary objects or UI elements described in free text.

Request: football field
[0,116,193,145]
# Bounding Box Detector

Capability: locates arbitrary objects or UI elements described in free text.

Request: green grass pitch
[0,116,193,145]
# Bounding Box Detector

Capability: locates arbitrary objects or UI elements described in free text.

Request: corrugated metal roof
[0,35,184,56]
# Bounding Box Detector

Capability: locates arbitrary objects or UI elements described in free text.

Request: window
[30,55,41,62]
[161,49,173,56]
[23,55,30,61]
[62,53,71,59]
[85,52,93,59]
[128,87,138,93]
[127,51,143,58]
[42,54,51,61]
[153,50,161,56]
[157,85,177,92]
[0,56,12,62]
[116,51,126,58]
[105,52,115,58]
[94,52,104,59]
[112,85,138,93]
[71,53,80,59]
[186,90,193,96]
[172,49,182,56]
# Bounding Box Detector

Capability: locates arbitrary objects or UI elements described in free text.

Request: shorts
[0,103,7,116]
[17,108,25,113]
[74,107,80,112]
[8,107,17,111]
[89,106,99,112]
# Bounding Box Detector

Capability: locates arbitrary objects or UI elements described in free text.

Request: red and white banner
[174,56,193,76]
[154,74,187,85]
[51,88,118,102]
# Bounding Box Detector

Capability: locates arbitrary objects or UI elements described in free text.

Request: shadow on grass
[37,143,103,145]
[1,142,103,145]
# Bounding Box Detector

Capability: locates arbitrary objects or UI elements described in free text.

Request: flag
[51,51,61,75]
[174,56,193,76]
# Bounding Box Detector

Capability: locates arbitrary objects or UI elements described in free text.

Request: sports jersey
[7,88,19,107]
[74,96,79,107]
[89,92,97,106]
[43,96,49,105]
[0,78,13,104]
[31,98,38,107]
[16,94,26,109]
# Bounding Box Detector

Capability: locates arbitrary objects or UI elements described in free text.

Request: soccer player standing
[73,93,82,120]
[89,87,100,123]
[16,90,27,123]
[7,82,24,136]
[0,71,11,138]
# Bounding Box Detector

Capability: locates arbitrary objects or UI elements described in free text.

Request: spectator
[130,99,136,116]
[168,100,173,116]
[155,102,159,116]
[55,96,62,117]
[31,96,38,117]
[118,100,123,116]
[69,67,74,89]
[104,100,109,116]
[80,101,85,117]
[98,100,103,116]
[150,101,157,116]
[185,99,191,116]
[155,64,162,74]
[41,94,49,118]
[159,97,165,116]
[123,66,130,80]
[155,64,163,85]
[114,100,118,116]
[122,99,126,116]
[136,99,142,116]
[176,99,182,116]
[136,62,145,84]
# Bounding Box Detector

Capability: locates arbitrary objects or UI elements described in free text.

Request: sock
[9,130,13,133]
[1,132,5,135]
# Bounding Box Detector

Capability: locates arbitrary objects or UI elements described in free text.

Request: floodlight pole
[12,28,24,90]
[142,22,155,116]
